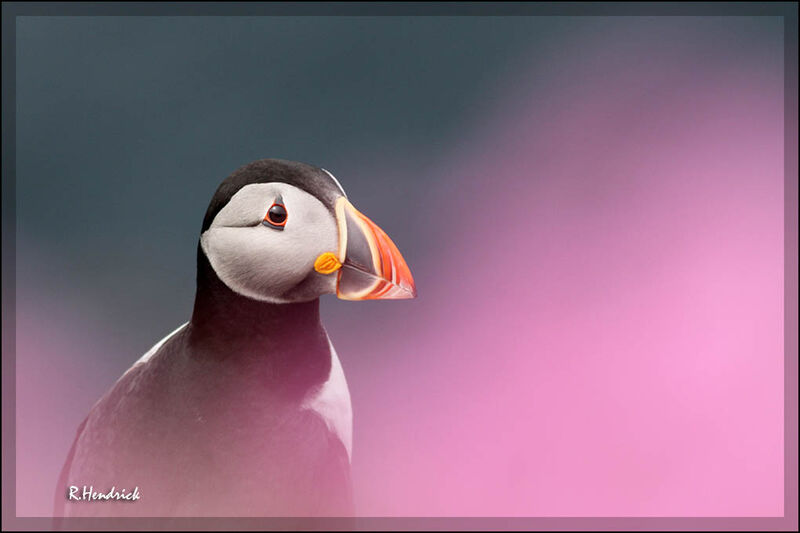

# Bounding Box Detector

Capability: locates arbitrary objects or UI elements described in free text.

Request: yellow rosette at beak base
[314,252,343,275]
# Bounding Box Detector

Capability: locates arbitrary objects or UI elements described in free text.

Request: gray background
[16,16,563,346]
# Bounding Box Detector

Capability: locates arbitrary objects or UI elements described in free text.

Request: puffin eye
[263,203,288,229]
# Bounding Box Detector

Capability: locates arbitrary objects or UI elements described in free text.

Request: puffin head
[198,159,416,304]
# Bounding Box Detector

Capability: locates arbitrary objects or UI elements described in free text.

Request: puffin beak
[326,197,416,300]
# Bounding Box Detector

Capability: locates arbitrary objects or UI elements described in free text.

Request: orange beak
[331,198,416,300]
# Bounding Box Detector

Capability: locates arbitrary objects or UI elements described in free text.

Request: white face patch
[201,183,339,303]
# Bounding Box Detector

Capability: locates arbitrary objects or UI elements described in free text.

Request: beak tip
[335,198,418,302]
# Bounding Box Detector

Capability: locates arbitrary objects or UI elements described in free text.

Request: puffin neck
[188,247,329,365]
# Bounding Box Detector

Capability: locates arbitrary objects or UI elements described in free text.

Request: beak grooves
[334,198,416,301]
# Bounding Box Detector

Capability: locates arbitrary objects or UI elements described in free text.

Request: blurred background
[15,16,784,516]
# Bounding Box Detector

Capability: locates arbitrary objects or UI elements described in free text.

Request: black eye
[263,203,288,228]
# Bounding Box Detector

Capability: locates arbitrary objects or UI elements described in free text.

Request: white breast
[117,323,353,460]
[301,337,353,461]
[139,323,188,363]
[118,322,188,381]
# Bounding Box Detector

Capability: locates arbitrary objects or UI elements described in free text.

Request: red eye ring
[264,203,288,228]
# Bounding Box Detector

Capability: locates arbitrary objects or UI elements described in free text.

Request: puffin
[53,159,416,518]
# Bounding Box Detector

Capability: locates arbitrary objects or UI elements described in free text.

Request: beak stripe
[335,198,417,300]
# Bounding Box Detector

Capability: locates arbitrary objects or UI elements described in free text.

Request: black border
[2,2,797,531]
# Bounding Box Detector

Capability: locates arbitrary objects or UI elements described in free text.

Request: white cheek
[201,220,338,302]
[201,183,341,302]
[202,227,298,302]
